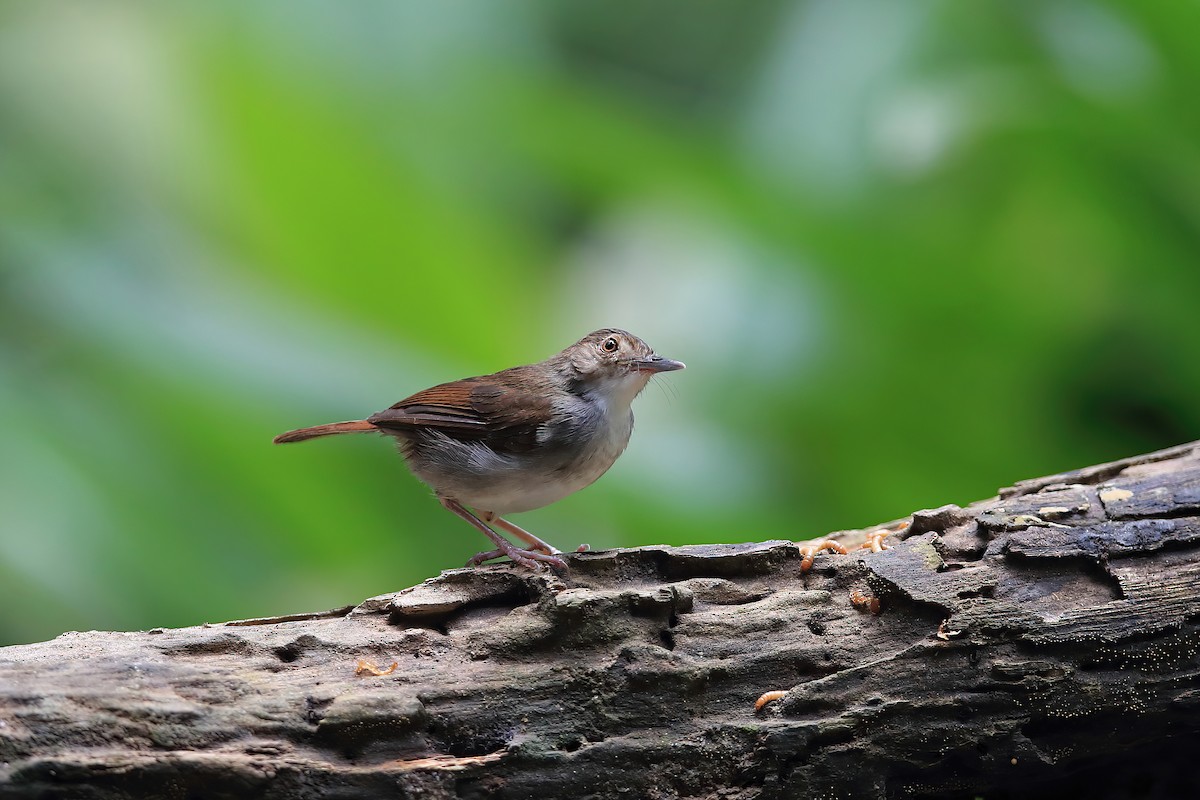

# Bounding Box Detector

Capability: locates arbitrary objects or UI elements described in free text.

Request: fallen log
[3,441,1200,799]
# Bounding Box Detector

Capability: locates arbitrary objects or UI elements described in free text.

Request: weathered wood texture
[4,442,1200,799]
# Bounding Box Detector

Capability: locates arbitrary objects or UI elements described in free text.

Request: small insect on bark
[754,690,788,711]
[355,659,399,677]
[797,540,849,573]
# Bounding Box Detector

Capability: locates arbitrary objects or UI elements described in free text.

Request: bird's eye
[601,337,619,353]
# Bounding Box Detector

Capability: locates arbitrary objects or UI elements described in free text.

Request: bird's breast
[403,396,635,515]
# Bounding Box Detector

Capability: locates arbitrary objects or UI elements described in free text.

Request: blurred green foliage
[2,1,1199,645]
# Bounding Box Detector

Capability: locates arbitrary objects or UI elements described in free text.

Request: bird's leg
[440,498,567,570]
[480,512,562,556]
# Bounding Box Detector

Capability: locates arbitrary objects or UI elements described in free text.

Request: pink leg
[440,498,567,570]
[481,512,562,556]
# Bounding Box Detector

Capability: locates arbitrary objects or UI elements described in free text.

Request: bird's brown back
[367,366,558,454]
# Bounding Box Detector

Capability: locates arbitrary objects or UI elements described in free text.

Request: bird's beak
[635,355,686,373]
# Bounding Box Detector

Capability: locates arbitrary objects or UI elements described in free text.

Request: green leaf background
[2,1,1198,644]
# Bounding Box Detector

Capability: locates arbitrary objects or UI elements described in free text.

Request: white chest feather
[415,376,646,515]
[457,403,634,514]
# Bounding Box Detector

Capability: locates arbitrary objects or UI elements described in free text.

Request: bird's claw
[467,545,567,571]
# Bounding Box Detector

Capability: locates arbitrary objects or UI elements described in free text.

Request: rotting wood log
[4,441,1200,799]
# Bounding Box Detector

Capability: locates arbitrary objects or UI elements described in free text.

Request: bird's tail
[273,420,377,444]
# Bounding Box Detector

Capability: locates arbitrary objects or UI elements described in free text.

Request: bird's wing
[367,370,552,452]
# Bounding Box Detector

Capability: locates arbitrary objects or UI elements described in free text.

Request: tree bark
[4,441,1200,799]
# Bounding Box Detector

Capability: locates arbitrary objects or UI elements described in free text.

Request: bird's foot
[484,514,563,557]
[467,543,567,571]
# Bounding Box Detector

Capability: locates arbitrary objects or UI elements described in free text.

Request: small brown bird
[274,329,684,570]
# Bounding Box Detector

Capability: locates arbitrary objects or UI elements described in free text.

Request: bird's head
[560,328,685,408]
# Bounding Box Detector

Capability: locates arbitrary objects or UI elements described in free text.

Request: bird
[273,329,685,570]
